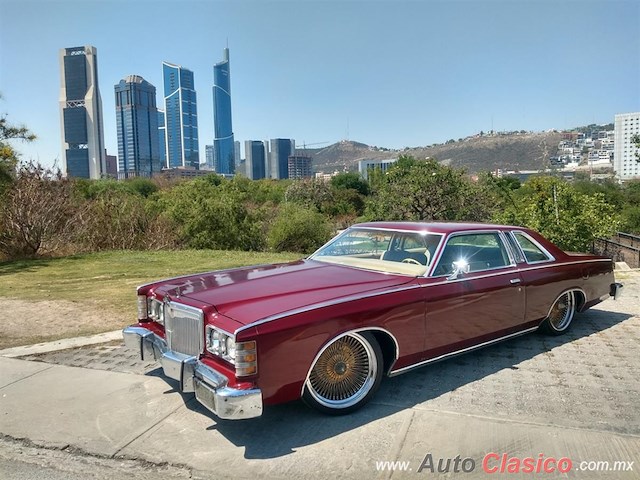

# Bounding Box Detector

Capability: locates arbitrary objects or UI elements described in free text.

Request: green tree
[632,134,640,162]
[0,96,36,193]
[495,176,619,252]
[330,171,370,196]
[285,179,334,212]
[158,178,265,251]
[365,156,493,222]
[267,203,332,254]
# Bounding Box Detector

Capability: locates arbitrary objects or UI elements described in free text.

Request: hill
[303,131,568,174]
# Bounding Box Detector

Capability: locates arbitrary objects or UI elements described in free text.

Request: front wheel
[303,332,383,415]
[541,291,576,335]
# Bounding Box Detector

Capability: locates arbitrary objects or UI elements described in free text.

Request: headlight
[206,326,257,376]
[225,337,236,359]
[157,303,165,325]
[146,297,165,325]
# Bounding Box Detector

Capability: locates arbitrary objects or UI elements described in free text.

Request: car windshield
[309,228,443,276]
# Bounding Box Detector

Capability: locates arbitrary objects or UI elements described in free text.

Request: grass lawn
[0,250,300,349]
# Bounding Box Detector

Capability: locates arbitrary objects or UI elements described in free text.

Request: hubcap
[549,292,575,331]
[307,333,377,409]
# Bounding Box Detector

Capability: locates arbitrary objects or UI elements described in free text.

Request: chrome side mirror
[447,260,470,281]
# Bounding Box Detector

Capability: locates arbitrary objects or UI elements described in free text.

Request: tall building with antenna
[212,47,235,174]
[59,45,106,179]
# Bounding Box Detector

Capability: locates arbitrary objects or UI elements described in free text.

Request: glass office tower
[114,75,161,178]
[59,46,106,179]
[212,48,235,174]
[163,62,199,169]
[270,138,294,179]
[157,110,166,167]
[245,140,266,180]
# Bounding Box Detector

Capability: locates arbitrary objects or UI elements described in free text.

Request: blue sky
[1,0,639,169]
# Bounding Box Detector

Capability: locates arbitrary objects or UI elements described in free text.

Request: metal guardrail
[615,232,640,249]
[592,232,640,269]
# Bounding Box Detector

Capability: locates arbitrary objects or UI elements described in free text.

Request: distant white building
[614,112,640,180]
[358,158,397,180]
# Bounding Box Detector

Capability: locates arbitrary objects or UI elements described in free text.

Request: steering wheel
[402,258,422,265]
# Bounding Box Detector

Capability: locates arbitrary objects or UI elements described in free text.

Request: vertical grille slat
[165,301,204,357]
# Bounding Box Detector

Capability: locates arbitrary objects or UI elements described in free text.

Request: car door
[418,231,526,359]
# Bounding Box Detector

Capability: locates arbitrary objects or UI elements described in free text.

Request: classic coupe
[123,222,622,420]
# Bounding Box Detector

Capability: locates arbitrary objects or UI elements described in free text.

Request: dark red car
[124,222,622,419]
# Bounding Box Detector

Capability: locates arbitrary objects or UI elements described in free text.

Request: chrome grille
[164,301,204,357]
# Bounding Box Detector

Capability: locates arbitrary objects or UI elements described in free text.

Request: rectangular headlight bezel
[205,326,257,376]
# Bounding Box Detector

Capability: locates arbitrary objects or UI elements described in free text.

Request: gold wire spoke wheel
[547,291,576,332]
[306,333,379,410]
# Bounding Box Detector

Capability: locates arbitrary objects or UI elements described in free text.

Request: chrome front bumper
[123,326,262,420]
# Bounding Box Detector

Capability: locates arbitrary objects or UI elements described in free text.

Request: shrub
[159,178,265,251]
[0,162,75,258]
[267,203,333,254]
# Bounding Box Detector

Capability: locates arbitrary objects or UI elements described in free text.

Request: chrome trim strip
[516,258,611,273]
[234,284,421,334]
[388,326,539,376]
[422,258,613,289]
[299,327,400,398]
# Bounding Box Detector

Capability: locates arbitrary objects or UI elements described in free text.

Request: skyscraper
[205,144,214,170]
[59,46,105,179]
[270,138,294,179]
[114,75,161,178]
[212,48,235,174]
[234,140,241,169]
[245,140,267,180]
[288,154,312,179]
[163,62,199,169]
[157,110,166,167]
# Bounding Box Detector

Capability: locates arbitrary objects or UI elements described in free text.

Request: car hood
[154,259,413,325]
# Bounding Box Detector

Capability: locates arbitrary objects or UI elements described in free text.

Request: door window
[433,232,511,276]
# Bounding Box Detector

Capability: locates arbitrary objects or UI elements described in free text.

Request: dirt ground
[0,298,128,350]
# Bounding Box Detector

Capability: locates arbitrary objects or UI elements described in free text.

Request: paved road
[1,272,639,479]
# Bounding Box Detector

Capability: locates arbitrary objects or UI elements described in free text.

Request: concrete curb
[0,330,122,358]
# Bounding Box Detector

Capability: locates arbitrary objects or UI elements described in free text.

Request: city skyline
[1,1,639,171]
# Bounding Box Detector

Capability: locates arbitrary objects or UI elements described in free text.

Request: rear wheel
[541,291,576,335]
[303,332,383,415]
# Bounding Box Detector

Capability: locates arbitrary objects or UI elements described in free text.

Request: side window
[504,233,525,263]
[512,232,553,263]
[433,232,511,276]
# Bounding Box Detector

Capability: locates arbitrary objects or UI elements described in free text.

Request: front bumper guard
[123,326,262,420]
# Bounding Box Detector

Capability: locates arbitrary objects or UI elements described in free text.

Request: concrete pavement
[1,354,639,479]
[1,276,639,479]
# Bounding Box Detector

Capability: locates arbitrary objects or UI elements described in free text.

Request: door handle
[510,278,521,284]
